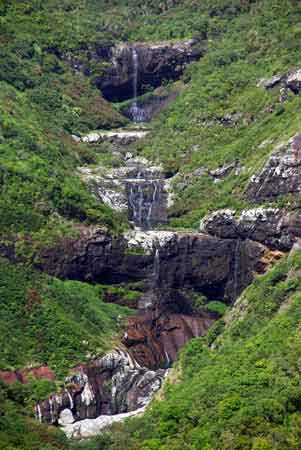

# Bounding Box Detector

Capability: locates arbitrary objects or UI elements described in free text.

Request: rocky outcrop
[257,69,301,94]
[246,134,301,201]
[96,40,201,101]
[79,157,168,228]
[36,227,272,304]
[80,130,149,145]
[199,207,301,251]
[36,349,164,425]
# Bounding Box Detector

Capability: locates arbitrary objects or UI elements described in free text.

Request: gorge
[3,2,301,450]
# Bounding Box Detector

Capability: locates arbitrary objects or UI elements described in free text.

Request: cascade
[129,48,147,123]
[126,165,165,229]
[36,404,42,423]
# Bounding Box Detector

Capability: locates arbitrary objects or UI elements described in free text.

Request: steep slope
[2,1,301,450]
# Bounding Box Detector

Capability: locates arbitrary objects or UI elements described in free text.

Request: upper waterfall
[129,47,147,123]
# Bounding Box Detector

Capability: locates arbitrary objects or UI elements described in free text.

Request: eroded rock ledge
[95,40,201,101]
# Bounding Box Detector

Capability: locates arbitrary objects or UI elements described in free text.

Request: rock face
[37,227,271,304]
[200,207,301,251]
[79,157,168,229]
[123,311,214,369]
[36,349,164,425]
[246,134,301,201]
[96,40,201,101]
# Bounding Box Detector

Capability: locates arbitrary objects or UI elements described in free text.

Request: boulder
[59,409,75,426]
[286,69,301,94]
[257,74,285,89]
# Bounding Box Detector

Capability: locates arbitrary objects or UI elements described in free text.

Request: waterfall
[127,172,163,229]
[153,247,160,283]
[49,398,54,423]
[35,404,42,423]
[164,350,171,368]
[130,48,146,123]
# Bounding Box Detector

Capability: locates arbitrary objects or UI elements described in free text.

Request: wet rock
[79,157,168,229]
[246,133,301,201]
[97,40,201,101]
[37,349,164,425]
[36,226,271,304]
[123,311,214,369]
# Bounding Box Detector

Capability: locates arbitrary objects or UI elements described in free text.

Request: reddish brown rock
[124,311,215,369]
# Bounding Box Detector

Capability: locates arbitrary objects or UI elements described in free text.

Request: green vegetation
[0,257,132,377]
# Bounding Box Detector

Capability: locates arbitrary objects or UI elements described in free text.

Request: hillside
[2,1,301,450]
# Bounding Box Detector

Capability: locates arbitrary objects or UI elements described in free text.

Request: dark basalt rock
[200,207,300,251]
[94,40,201,101]
[35,227,271,303]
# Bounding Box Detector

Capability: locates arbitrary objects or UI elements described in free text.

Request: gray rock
[71,134,81,143]
[79,157,168,229]
[286,69,301,93]
[201,207,295,251]
[246,133,301,201]
[209,161,240,179]
[59,409,75,426]
[82,130,149,146]
[62,406,146,439]
[37,349,164,425]
[257,74,284,89]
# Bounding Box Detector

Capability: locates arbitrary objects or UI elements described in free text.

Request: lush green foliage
[0,257,132,376]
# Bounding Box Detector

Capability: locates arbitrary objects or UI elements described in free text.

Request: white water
[36,404,42,423]
[130,48,147,123]
[49,398,54,423]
